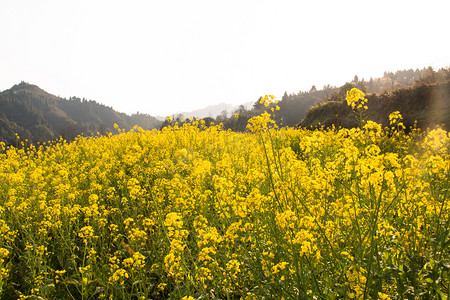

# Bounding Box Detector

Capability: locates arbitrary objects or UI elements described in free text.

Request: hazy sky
[1,0,449,117]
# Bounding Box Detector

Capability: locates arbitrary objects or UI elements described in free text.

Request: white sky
[1,0,449,117]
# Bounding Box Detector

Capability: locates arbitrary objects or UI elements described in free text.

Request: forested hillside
[299,79,450,130]
[0,82,161,145]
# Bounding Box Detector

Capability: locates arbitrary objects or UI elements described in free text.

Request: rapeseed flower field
[0,90,449,299]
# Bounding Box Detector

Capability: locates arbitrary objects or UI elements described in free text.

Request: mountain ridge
[0,82,162,145]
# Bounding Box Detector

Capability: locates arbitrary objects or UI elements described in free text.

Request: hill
[299,80,450,130]
[0,82,162,145]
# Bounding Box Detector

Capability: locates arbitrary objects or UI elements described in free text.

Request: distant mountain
[0,82,162,145]
[177,102,254,119]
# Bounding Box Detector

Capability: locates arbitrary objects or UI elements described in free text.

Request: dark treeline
[0,82,161,146]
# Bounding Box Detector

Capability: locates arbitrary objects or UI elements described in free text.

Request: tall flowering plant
[346,88,368,129]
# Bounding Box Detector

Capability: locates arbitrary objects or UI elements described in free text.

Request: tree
[216,110,228,123]
[235,105,247,114]
[202,117,215,127]
[253,96,265,111]
[415,66,437,85]
[327,82,356,102]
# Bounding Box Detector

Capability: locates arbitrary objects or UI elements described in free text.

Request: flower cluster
[388,110,406,130]
[246,112,277,132]
[346,88,368,110]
